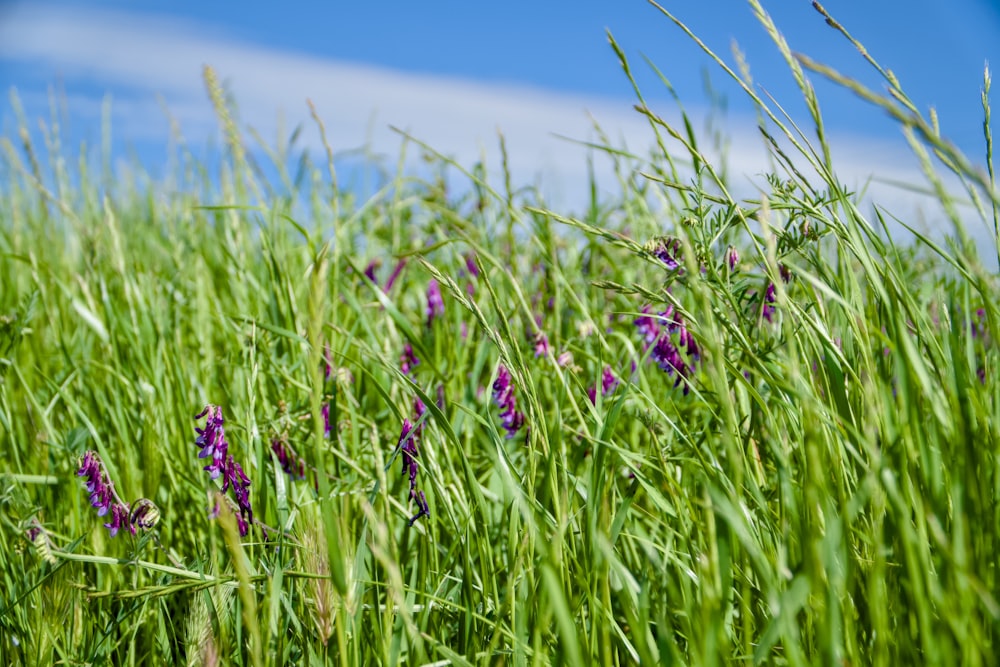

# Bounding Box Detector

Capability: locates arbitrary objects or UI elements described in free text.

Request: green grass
[2,2,1000,664]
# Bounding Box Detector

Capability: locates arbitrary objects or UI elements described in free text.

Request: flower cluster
[762,264,792,323]
[195,405,253,536]
[271,439,306,481]
[77,451,131,537]
[492,364,525,437]
[588,365,620,404]
[397,418,430,526]
[652,237,683,272]
[635,304,700,394]
[77,451,158,537]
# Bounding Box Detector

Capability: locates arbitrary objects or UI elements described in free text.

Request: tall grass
[2,1,999,664]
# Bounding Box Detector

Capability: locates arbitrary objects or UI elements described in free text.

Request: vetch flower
[396,417,430,526]
[363,260,379,284]
[492,364,525,437]
[398,419,419,492]
[462,253,480,296]
[384,258,406,292]
[426,279,445,326]
[635,305,661,346]
[400,342,420,375]
[272,439,306,480]
[103,503,129,538]
[653,237,683,271]
[427,278,444,327]
[463,253,480,279]
[222,456,253,536]
[588,365,620,404]
[761,282,777,323]
[77,450,153,537]
[603,365,620,393]
[409,490,430,527]
[533,332,550,358]
[637,305,698,394]
[129,498,161,531]
[194,405,228,480]
[413,397,427,437]
[726,246,739,271]
[194,405,254,537]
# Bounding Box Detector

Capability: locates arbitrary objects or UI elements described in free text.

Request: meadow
[2,1,999,664]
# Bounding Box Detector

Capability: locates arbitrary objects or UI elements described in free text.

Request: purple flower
[726,246,739,271]
[103,503,129,538]
[653,238,683,271]
[385,258,407,292]
[272,440,306,480]
[676,321,700,361]
[637,306,698,395]
[601,365,619,394]
[426,279,445,326]
[400,342,420,375]
[194,405,228,480]
[363,260,379,284]
[533,332,550,358]
[129,498,160,530]
[652,335,685,376]
[588,365,620,404]
[399,418,419,491]
[221,456,253,536]
[76,450,132,537]
[413,397,427,436]
[397,417,430,525]
[462,253,480,295]
[464,253,480,279]
[195,405,253,536]
[635,305,661,346]
[762,282,777,323]
[408,490,430,526]
[492,364,525,437]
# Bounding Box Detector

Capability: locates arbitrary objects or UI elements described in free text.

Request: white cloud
[1,3,996,255]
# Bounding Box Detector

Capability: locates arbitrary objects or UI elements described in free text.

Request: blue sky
[1,0,999,217]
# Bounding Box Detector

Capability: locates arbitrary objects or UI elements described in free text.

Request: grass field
[2,2,1000,664]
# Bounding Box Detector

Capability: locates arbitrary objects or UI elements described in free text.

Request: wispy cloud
[1,3,993,250]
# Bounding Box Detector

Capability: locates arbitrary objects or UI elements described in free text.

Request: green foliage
[1,2,999,664]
